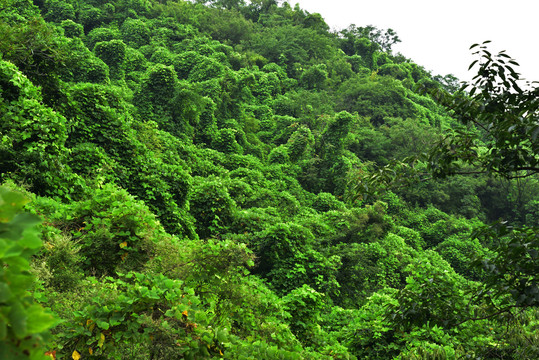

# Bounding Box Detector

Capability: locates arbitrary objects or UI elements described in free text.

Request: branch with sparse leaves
[418,41,539,179]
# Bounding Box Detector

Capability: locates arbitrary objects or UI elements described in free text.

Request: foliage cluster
[1,0,538,359]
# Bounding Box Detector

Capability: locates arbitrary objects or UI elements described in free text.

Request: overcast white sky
[291,0,538,83]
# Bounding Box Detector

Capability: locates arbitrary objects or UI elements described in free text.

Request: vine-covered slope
[1,1,538,359]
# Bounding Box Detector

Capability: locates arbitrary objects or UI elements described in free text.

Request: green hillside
[1,0,538,359]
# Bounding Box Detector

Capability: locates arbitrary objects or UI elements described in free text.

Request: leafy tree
[61,37,110,83]
[93,39,126,79]
[340,24,401,54]
[432,73,460,93]
[473,223,538,308]
[85,26,121,50]
[282,285,325,343]
[120,18,151,48]
[299,63,328,90]
[424,43,538,298]
[213,128,243,154]
[0,15,67,107]
[248,24,335,76]
[286,124,314,162]
[302,12,329,33]
[197,5,254,44]
[4,1,539,357]
[194,0,246,10]
[77,5,105,31]
[59,19,83,38]
[337,76,415,125]
[0,59,76,197]
[43,0,75,22]
[423,42,539,179]
[189,176,237,239]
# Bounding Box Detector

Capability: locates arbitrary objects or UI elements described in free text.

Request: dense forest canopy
[0,0,538,359]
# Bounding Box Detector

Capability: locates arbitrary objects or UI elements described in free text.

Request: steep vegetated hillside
[1,0,538,359]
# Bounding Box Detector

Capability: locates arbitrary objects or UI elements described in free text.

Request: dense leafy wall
[1,0,537,359]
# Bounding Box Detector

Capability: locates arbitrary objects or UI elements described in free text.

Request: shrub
[312,192,346,213]
[85,27,121,50]
[120,18,150,48]
[436,235,490,280]
[93,39,127,79]
[43,0,75,22]
[189,176,237,239]
[0,59,76,198]
[268,145,290,164]
[60,19,83,38]
[212,128,243,154]
[32,184,166,277]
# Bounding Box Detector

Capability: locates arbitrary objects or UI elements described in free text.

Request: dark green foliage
[282,285,325,343]
[2,1,537,358]
[189,176,237,239]
[378,63,412,82]
[0,15,66,107]
[268,247,341,297]
[149,46,176,66]
[321,111,354,158]
[31,184,164,276]
[124,46,148,73]
[394,225,425,250]
[342,289,401,359]
[0,59,75,197]
[120,18,151,47]
[436,236,489,280]
[85,27,121,50]
[248,24,335,76]
[337,76,415,125]
[213,128,243,154]
[268,144,289,164]
[474,223,539,307]
[174,50,204,79]
[189,55,226,82]
[389,251,469,329]
[43,0,75,22]
[64,82,129,151]
[252,222,313,277]
[422,42,539,179]
[314,111,358,195]
[78,5,105,31]
[93,39,126,79]
[198,6,254,44]
[312,192,346,213]
[286,124,314,162]
[138,64,177,103]
[36,230,84,292]
[59,19,83,38]
[334,232,413,307]
[62,38,110,83]
[299,63,328,90]
[340,24,401,55]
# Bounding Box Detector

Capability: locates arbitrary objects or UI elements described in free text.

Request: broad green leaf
[25,305,58,333]
[3,255,29,269]
[18,229,42,249]
[8,302,27,338]
[96,320,110,330]
[0,189,28,223]
[0,282,12,302]
[0,239,9,257]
